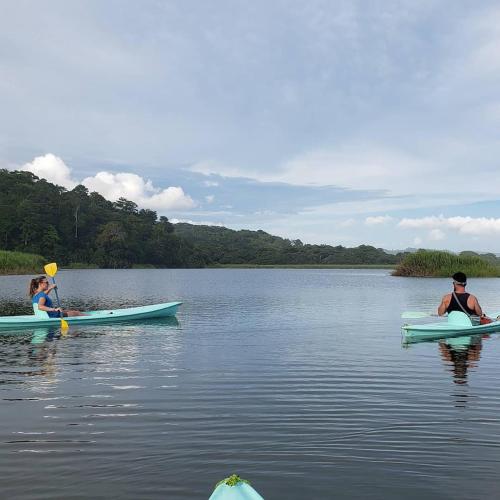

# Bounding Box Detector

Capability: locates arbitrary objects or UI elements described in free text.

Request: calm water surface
[1,269,500,499]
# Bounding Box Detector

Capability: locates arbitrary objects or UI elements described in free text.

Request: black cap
[452,272,467,285]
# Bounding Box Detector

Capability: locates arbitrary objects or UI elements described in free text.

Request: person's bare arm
[438,294,451,316]
[37,296,62,314]
[469,295,483,316]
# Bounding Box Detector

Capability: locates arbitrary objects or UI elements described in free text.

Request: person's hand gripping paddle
[43,263,69,331]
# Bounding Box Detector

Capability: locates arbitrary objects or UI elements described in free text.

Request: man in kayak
[437,272,483,317]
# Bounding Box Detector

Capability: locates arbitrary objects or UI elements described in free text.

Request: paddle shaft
[49,277,63,311]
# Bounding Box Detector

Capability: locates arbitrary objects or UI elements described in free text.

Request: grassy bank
[0,250,45,275]
[209,264,396,269]
[393,250,500,277]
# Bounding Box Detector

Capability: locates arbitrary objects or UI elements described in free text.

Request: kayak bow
[209,475,264,500]
[0,302,181,330]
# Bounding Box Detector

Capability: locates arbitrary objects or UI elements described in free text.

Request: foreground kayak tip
[209,475,264,500]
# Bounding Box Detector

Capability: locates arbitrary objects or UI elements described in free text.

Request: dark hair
[452,272,467,285]
[29,276,47,297]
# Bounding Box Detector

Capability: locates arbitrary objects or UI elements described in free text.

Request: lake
[1,269,500,499]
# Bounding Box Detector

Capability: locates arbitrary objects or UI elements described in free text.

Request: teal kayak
[0,301,181,330]
[209,475,264,500]
[402,310,500,342]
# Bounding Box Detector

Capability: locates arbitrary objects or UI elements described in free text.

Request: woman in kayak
[29,276,84,317]
[437,271,484,317]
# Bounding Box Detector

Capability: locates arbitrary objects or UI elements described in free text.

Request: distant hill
[173,223,404,266]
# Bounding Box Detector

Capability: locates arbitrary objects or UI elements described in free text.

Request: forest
[0,169,407,268]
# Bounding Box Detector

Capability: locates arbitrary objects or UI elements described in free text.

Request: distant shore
[0,261,397,275]
[5,247,500,276]
[209,264,396,269]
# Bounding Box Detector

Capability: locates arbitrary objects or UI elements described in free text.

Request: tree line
[0,169,405,268]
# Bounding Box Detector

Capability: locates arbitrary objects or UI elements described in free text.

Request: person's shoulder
[442,292,452,300]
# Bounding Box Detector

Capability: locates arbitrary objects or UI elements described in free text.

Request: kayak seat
[32,303,49,318]
[447,311,473,327]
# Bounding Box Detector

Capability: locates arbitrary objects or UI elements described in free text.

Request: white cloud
[18,154,195,211]
[413,237,422,246]
[365,215,394,225]
[82,171,153,201]
[203,180,219,187]
[143,186,195,211]
[399,215,500,235]
[339,218,356,228]
[398,215,445,229]
[22,154,76,189]
[429,228,445,241]
[191,148,429,192]
[205,195,215,203]
[82,171,195,211]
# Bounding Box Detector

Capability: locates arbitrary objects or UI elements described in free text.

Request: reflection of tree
[439,335,484,385]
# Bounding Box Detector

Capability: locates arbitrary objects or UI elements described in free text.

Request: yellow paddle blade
[44,262,58,277]
[61,318,69,331]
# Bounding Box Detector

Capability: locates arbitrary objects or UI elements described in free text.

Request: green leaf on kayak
[216,474,250,487]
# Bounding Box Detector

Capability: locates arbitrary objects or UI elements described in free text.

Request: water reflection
[0,317,180,383]
[438,335,484,385]
[405,333,489,383]
[0,327,63,382]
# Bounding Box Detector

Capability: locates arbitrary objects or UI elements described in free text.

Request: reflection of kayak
[0,302,182,330]
[209,475,264,500]
[403,310,500,342]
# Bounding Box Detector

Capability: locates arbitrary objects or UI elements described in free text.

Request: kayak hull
[403,310,500,342]
[0,302,181,329]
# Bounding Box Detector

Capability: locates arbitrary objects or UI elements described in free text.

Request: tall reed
[0,250,45,275]
[393,250,500,277]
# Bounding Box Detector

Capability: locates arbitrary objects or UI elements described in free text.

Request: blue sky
[2,0,500,251]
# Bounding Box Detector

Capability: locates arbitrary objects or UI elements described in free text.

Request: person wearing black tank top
[437,272,483,317]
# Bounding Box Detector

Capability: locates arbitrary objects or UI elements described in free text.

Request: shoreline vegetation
[0,250,45,275]
[208,264,396,269]
[393,249,500,278]
[3,248,500,277]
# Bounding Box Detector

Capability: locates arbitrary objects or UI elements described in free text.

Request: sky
[1,0,500,252]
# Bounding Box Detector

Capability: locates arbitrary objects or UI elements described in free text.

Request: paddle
[43,262,69,331]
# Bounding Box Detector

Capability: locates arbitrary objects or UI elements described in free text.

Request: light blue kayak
[402,310,500,342]
[209,475,264,500]
[0,302,182,329]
